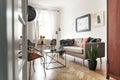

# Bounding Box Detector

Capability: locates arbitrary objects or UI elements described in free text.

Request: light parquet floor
[29,54,116,80]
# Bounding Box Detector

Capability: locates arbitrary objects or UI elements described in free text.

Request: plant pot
[88,60,97,70]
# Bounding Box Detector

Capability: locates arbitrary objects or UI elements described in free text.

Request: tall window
[37,10,59,39]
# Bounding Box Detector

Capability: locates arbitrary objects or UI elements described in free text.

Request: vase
[41,41,44,44]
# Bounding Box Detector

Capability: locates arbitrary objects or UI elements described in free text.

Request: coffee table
[43,49,66,70]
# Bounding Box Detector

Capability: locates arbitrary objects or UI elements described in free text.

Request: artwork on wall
[91,11,105,27]
[76,14,91,32]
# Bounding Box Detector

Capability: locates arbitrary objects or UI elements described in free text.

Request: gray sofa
[60,38,105,65]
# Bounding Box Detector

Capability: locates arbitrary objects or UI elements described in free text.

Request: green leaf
[87,45,98,61]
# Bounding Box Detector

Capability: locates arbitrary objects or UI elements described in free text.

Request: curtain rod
[28,3,61,12]
[34,6,60,12]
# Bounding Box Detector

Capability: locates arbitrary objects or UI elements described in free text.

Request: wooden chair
[27,40,46,80]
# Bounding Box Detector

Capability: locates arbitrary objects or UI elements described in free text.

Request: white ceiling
[28,0,72,10]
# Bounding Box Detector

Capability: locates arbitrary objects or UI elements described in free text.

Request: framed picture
[91,11,104,27]
[76,14,91,32]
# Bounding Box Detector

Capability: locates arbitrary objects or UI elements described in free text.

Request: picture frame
[91,11,104,27]
[76,14,91,32]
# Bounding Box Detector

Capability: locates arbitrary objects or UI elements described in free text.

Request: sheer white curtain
[28,8,41,47]
[37,10,58,39]
[34,9,41,47]
[28,9,59,47]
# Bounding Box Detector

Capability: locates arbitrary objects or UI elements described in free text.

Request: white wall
[59,0,107,56]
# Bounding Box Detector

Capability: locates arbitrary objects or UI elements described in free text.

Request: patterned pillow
[60,39,74,46]
[60,40,67,46]
[90,38,97,42]
[96,38,101,42]
[89,38,101,42]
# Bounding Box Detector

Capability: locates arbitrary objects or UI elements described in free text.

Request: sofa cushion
[89,38,97,42]
[74,38,83,46]
[60,39,68,46]
[60,39,74,46]
[80,37,90,48]
[64,46,83,54]
[66,39,74,46]
[89,37,101,42]
[96,38,101,42]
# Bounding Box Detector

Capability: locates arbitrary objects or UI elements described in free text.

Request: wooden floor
[28,54,116,80]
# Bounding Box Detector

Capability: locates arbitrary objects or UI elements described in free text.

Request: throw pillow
[66,39,74,46]
[89,37,101,42]
[74,38,83,46]
[80,37,90,48]
[60,39,68,46]
[89,37,94,41]
[96,38,101,42]
[90,38,97,42]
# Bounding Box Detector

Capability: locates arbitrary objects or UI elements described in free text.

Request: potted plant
[87,45,99,70]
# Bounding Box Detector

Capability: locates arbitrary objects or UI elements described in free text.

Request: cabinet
[107,0,120,79]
